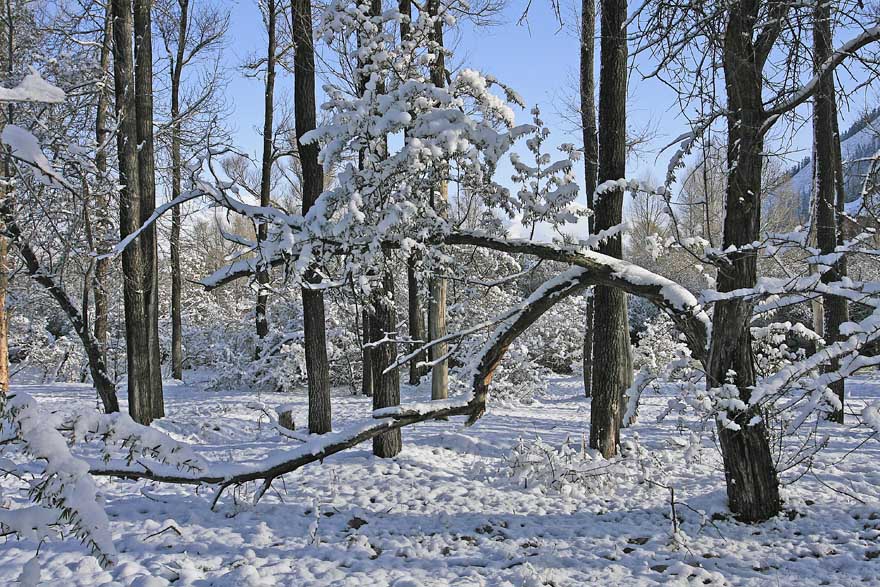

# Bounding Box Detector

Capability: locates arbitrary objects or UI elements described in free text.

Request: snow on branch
[1,125,70,190]
[762,24,880,127]
[89,400,478,505]
[0,67,65,103]
[0,392,117,568]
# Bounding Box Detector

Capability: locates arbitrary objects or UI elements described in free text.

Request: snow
[3,375,880,586]
[0,125,67,189]
[0,68,65,103]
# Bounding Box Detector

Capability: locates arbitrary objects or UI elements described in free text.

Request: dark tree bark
[590,0,633,458]
[361,307,374,397]
[255,0,278,348]
[580,0,597,398]
[134,0,164,418]
[400,0,427,386]
[371,266,402,457]
[407,256,427,384]
[169,0,189,381]
[292,0,332,434]
[814,2,848,423]
[113,0,162,425]
[427,0,449,401]
[93,3,113,367]
[711,0,779,523]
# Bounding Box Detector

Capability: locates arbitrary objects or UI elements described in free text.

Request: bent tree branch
[88,265,697,498]
[203,231,711,364]
[1,205,119,413]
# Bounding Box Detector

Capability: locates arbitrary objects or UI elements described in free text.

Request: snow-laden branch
[460,267,592,423]
[1,392,117,568]
[0,67,65,103]
[96,189,205,260]
[762,24,880,129]
[89,400,478,501]
[201,229,711,362]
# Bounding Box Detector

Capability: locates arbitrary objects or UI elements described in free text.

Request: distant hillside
[783,107,880,218]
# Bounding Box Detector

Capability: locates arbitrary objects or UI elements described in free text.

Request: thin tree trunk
[255,0,277,349]
[711,0,779,522]
[407,256,427,384]
[0,233,7,396]
[1,209,119,411]
[169,0,189,381]
[427,0,448,401]
[93,3,113,367]
[361,307,374,397]
[133,0,164,418]
[292,0,332,434]
[400,0,427,386]
[371,265,402,457]
[589,0,632,458]
[0,0,11,396]
[580,0,597,398]
[827,50,850,424]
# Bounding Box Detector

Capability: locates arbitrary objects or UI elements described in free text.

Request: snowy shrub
[489,341,549,404]
[525,294,587,374]
[751,321,817,378]
[8,315,90,384]
[632,312,691,376]
[505,434,655,499]
[624,313,702,426]
[0,391,205,574]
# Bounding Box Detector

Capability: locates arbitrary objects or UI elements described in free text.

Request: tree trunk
[371,266,402,457]
[255,0,277,349]
[427,0,449,401]
[0,232,7,396]
[169,0,189,381]
[815,4,848,423]
[292,0,332,434]
[831,105,849,420]
[133,0,164,419]
[580,0,597,398]
[589,0,632,458]
[407,256,427,384]
[399,0,427,387]
[113,0,159,424]
[93,3,113,370]
[361,307,374,397]
[711,0,779,522]
[0,4,11,396]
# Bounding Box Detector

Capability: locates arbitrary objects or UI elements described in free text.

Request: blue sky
[220,0,679,193]
[215,0,876,226]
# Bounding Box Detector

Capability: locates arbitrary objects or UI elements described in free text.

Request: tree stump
[276,404,296,431]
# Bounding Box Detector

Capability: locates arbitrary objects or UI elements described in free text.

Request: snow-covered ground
[3,374,880,586]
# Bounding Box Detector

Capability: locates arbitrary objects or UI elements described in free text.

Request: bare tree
[157,0,228,381]
[590,0,633,458]
[428,0,449,401]
[255,0,281,350]
[292,0,332,434]
[580,0,597,398]
[112,0,164,424]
